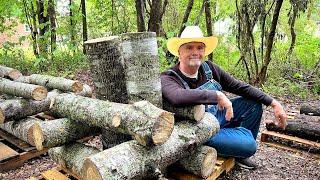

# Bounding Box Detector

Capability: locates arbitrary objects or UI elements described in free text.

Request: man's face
[178,42,205,68]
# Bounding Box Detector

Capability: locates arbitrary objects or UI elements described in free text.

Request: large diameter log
[33,118,100,150]
[177,146,217,178]
[300,104,320,116]
[83,112,220,180]
[163,101,205,122]
[50,93,174,146]
[0,78,47,100]
[0,91,59,123]
[28,74,83,93]
[49,143,100,179]
[0,65,22,80]
[266,115,320,141]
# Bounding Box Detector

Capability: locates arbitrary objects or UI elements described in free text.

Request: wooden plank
[0,142,19,162]
[0,129,35,152]
[263,142,320,158]
[42,169,70,180]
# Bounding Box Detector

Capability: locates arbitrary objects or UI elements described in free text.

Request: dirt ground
[0,70,319,180]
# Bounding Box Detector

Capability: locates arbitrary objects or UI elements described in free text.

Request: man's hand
[271,99,287,129]
[216,91,233,121]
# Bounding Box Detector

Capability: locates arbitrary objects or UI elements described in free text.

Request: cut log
[266,115,320,141]
[0,91,59,123]
[28,74,83,93]
[101,129,132,149]
[32,118,100,150]
[50,93,174,146]
[0,117,40,146]
[300,103,320,116]
[163,101,205,122]
[176,146,217,178]
[83,112,220,180]
[14,75,30,83]
[0,78,47,100]
[49,143,100,179]
[76,84,93,97]
[0,65,22,80]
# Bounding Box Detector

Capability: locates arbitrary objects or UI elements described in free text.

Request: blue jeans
[205,97,263,158]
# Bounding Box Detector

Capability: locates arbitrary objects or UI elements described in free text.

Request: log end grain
[83,159,103,180]
[71,81,84,93]
[32,86,48,100]
[0,109,4,124]
[32,122,44,150]
[111,114,121,128]
[152,111,175,146]
[201,148,217,178]
[8,70,22,80]
[194,105,205,122]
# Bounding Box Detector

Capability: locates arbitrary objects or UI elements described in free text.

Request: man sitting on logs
[161,26,288,170]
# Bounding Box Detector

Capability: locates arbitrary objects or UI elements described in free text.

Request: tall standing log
[49,143,100,179]
[0,78,47,100]
[163,102,205,121]
[300,103,320,116]
[32,118,100,150]
[49,93,174,146]
[0,66,22,80]
[83,112,220,180]
[0,91,59,123]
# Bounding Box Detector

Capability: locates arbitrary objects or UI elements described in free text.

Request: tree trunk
[48,143,100,179]
[49,93,174,146]
[163,101,205,122]
[194,0,206,26]
[28,74,83,93]
[300,104,320,116]
[135,0,146,32]
[33,118,100,150]
[0,91,59,124]
[205,0,213,61]
[37,0,49,59]
[0,78,47,101]
[81,0,88,54]
[83,112,219,180]
[178,0,194,36]
[266,115,320,141]
[48,0,56,54]
[148,0,165,36]
[69,0,75,47]
[0,66,22,80]
[177,146,217,178]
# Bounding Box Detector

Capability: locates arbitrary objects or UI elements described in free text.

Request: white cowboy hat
[167,26,218,57]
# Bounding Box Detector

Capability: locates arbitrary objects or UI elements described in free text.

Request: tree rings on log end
[111,114,121,128]
[83,159,103,180]
[32,86,48,100]
[8,70,22,80]
[32,122,44,150]
[152,111,175,145]
[202,148,217,178]
[194,105,205,122]
[0,109,4,124]
[71,81,84,93]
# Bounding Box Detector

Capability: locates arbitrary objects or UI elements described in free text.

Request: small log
[76,84,93,97]
[177,146,217,178]
[0,78,47,100]
[33,118,100,150]
[50,93,174,146]
[0,65,22,80]
[0,91,59,123]
[49,143,100,179]
[163,101,205,122]
[28,74,83,93]
[300,103,320,116]
[83,112,220,180]
[266,115,320,141]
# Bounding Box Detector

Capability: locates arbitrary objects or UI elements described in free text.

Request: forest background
[0,0,319,100]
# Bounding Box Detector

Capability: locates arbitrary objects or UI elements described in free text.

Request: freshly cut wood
[177,146,217,178]
[0,78,47,100]
[76,84,93,97]
[50,93,174,146]
[49,143,100,179]
[0,65,22,80]
[300,104,320,116]
[83,112,220,180]
[0,91,59,123]
[0,117,40,146]
[28,74,83,93]
[266,115,320,141]
[33,118,100,150]
[163,102,205,121]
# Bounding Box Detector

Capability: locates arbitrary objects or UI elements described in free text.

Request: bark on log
[83,112,220,180]
[163,101,205,122]
[28,74,83,93]
[0,78,47,100]
[176,146,217,178]
[14,75,30,83]
[0,91,59,123]
[300,103,320,116]
[0,65,22,80]
[33,118,100,150]
[76,84,93,97]
[266,115,320,141]
[101,129,132,149]
[49,143,100,179]
[49,93,174,146]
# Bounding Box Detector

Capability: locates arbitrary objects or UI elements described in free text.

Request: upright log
[0,65,22,80]
[49,143,100,179]
[163,101,205,121]
[50,93,174,146]
[0,78,47,100]
[300,103,320,116]
[0,91,59,123]
[83,112,220,180]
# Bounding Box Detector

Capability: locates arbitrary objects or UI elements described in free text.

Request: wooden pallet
[28,166,80,180]
[169,157,235,180]
[0,129,48,172]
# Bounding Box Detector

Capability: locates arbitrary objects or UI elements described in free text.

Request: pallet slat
[0,142,19,162]
[42,169,70,180]
[0,129,35,152]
